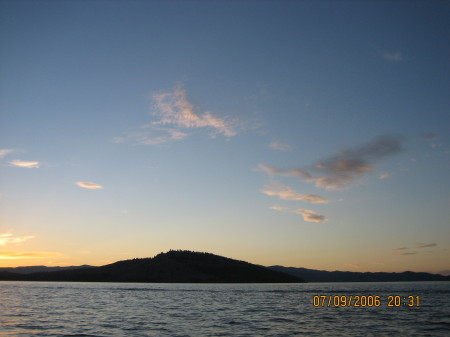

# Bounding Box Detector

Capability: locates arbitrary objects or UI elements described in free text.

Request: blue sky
[1,0,449,273]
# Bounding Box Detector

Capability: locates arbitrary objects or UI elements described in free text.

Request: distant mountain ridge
[1,251,448,283]
[269,266,450,282]
[0,250,303,283]
[0,265,93,274]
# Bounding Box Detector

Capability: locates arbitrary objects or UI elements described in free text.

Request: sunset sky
[1,0,449,274]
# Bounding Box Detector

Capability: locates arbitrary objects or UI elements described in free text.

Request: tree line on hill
[1,250,448,283]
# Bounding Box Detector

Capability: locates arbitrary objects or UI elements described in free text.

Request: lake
[0,281,449,336]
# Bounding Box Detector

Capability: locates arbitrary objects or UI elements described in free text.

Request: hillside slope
[0,250,304,283]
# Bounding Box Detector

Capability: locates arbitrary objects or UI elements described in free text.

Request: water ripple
[0,281,449,336]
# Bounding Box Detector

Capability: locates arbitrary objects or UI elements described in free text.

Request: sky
[0,0,449,274]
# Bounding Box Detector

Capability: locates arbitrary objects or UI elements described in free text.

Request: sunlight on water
[0,282,449,336]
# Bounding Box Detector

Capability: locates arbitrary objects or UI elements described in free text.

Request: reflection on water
[0,281,449,336]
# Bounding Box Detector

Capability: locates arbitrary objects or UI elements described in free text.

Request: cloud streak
[269,205,326,223]
[258,164,313,181]
[392,247,409,251]
[415,243,437,249]
[379,173,391,180]
[261,184,329,204]
[260,135,403,190]
[8,160,40,168]
[270,141,292,151]
[421,133,437,141]
[0,234,35,246]
[270,205,288,211]
[392,243,437,254]
[76,182,104,189]
[398,251,418,256]
[0,149,14,158]
[294,209,327,223]
[121,127,189,146]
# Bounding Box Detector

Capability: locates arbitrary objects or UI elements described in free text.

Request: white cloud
[76,182,104,189]
[8,160,40,168]
[269,141,292,151]
[294,209,327,223]
[261,184,329,204]
[0,149,14,158]
[0,233,35,246]
[379,173,391,179]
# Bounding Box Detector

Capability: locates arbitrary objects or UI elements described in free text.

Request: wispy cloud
[379,173,391,180]
[0,235,56,259]
[261,184,329,204]
[381,51,403,62]
[269,206,326,223]
[258,164,313,180]
[0,251,61,259]
[269,141,292,151]
[118,86,239,145]
[151,87,237,137]
[294,209,327,223]
[311,135,403,190]
[270,205,288,211]
[392,246,420,255]
[398,251,418,256]
[415,243,437,249]
[430,143,442,148]
[0,149,14,158]
[392,247,409,251]
[421,133,437,141]
[119,127,189,146]
[75,182,104,189]
[8,160,40,168]
[260,135,403,190]
[0,234,35,246]
[393,243,437,254]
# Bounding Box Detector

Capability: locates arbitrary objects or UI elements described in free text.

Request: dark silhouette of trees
[0,250,303,283]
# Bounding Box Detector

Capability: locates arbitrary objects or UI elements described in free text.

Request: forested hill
[269,266,450,282]
[0,250,304,283]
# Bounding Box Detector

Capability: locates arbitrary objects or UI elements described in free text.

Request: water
[0,281,449,336]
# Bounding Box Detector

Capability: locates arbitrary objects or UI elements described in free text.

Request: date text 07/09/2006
[312,295,420,307]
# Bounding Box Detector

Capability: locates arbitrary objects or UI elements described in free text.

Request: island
[0,250,304,283]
